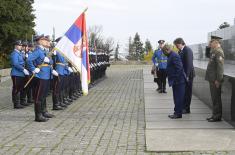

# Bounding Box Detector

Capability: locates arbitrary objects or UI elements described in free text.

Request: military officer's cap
[34,34,45,41]
[22,41,28,46]
[14,40,22,46]
[210,35,223,44]
[211,35,222,40]
[44,35,51,41]
[28,42,34,47]
[158,40,165,44]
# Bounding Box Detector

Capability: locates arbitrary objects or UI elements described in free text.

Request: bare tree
[88,25,115,54]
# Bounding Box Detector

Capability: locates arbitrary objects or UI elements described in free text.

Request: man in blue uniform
[174,38,195,114]
[20,41,34,106]
[162,44,186,119]
[52,50,67,110]
[27,34,58,122]
[152,40,167,93]
[10,40,30,109]
[152,40,168,93]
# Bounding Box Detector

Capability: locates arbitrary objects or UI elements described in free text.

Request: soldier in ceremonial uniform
[205,36,224,122]
[10,40,30,109]
[21,41,34,106]
[27,34,58,122]
[52,51,67,110]
[152,40,168,93]
[152,40,166,92]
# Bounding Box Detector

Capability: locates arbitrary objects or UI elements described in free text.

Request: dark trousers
[11,76,25,105]
[52,75,64,107]
[158,69,167,90]
[172,83,185,115]
[34,78,50,114]
[209,82,222,119]
[183,78,193,111]
[22,75,34,103]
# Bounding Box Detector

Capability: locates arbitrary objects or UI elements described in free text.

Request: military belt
[56,63,65,66]
[37,64,50,68]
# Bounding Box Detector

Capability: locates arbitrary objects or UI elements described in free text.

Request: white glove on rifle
[33,68,40,74]
[23,69,29,75]
[53,50,57,55]
[68,67,73,73]
[44,57,50,63]
[52,70,59,76]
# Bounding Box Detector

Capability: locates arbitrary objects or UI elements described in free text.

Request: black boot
[41,99,55,118]
[35,102,48,122]
[13,93,24,109]
[52,95,64,110]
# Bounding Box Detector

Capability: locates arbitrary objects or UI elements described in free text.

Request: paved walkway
[0,66,146,155]
[143,66,235,153]
[0,65,234,155]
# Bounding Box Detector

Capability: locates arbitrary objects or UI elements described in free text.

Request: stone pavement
[0,65,234,155]
[143,65,235,154]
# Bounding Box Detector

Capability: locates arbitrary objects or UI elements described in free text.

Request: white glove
[23,69,29,75]
[53,50,57,55]
[44,57,50,63]
[52,70,59,76]
[68,67,73,73]
[33,68,40,74]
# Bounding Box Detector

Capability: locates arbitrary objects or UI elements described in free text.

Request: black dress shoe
[182,109,190,114]
[206,116,214,121]
[14,104,24,109]
[43,112,55,118]
[35,114,49,122]
[207,118,221,122]
[168,114,182,119]
[53,106,64,110]
[162,90,167,93]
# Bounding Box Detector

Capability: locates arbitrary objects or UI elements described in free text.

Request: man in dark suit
[174,38,195,114]
[162,44,186,119]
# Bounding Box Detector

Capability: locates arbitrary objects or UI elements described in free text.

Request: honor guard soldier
[10,40,30,109]
[27,34,58,122]
[21,41,34,106]
[152,40,167,93]
[205,36,224,122]
[51,40,67,110]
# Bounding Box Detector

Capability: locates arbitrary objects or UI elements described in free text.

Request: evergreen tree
[114,43,119,61]
[0,0,35,68]
[144,39,153,55]
[127,37,134,60]
[133,33,144,61]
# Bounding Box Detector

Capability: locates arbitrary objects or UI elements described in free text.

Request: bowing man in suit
[162,44,186,119]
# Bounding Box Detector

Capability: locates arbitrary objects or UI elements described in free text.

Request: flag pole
[83,7,88,13]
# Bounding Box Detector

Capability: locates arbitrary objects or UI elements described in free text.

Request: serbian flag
[55,10,90,95]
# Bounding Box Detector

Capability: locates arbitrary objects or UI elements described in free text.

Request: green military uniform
[205,47,224,120]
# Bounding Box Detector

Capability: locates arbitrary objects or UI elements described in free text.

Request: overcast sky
[33,0,235,52]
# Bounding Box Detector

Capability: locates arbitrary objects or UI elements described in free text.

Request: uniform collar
[14,49,20,53]
[37,45,45,51]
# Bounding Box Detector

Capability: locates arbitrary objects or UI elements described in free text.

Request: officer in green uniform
[205,36,224,122]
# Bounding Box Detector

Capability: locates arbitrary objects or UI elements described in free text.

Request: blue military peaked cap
[14,40,23,46]
[158,40,165,44]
